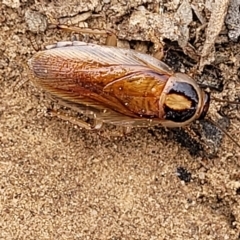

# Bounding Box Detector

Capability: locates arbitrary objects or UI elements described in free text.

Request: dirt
[0,0,240,239]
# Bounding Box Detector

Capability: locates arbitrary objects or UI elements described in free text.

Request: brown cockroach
[27,30,239,147]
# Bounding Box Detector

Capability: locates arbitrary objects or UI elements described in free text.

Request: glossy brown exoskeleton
[28,41,210,130]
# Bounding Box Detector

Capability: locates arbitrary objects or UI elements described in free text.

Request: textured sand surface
[1,1,240,239]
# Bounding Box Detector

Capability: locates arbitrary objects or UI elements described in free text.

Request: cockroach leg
[148,30,164,60]
[194,23,207,45]
[52,24,117,46]
[56,24,112,36]
[49,108,132,137]
[105,33,117,47]
[28,33,40,51]
[48,109,103,130]
[46,13,115,42]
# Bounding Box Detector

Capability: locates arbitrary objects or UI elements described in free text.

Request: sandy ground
[1,0,240,239]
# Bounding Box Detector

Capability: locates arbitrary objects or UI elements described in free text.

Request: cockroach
[27,31,239,147]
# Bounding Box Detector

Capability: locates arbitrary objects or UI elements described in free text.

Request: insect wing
[28,42,171,118]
